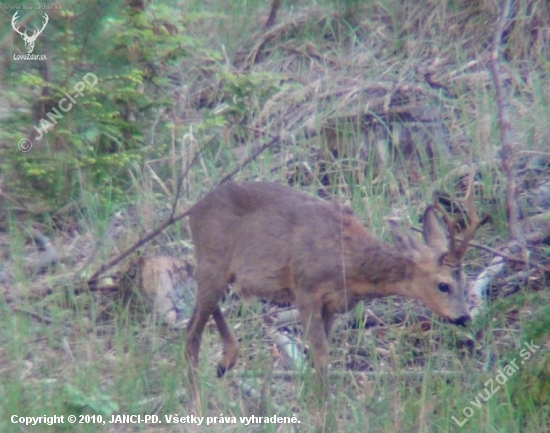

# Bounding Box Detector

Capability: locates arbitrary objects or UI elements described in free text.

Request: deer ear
[422,207,449,255]
[388,220,423,255]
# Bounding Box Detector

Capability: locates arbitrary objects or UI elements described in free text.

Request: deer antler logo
[12,12,49,54]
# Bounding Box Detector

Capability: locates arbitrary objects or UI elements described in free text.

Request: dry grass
[1,0,550,431]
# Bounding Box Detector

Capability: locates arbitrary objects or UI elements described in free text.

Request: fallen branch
[469,255,507,318]
[26,228,59,273]
[86,138,213,285]
[267,328,306,371]
[237,369,463,380]
[86,208,194,286]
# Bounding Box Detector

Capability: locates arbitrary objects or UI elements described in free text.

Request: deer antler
[11,11,25,37]
[37,13,49,36]
[455,168,481,259]
[11,12,49,50]
[433,165,482,261]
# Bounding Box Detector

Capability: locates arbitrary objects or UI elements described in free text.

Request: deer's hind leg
[212,306,239,377]
[185,266,233,408]
[185,291,222,370]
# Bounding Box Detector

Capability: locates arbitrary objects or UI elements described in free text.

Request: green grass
[1,0,549,431]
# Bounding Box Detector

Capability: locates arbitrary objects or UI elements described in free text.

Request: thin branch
[265,0,281,28]
[87,138,215,285]
[86,208,194,285]
[409,228,548,272]
[170,135,217,217]
[489,0,524,246]
[88,132,283,284]
[468,243,550,275]
[215,134,282,186]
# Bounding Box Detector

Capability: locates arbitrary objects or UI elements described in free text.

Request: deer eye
[438,283,451,293]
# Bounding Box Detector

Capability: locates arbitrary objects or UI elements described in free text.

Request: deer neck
[352,244,417,298]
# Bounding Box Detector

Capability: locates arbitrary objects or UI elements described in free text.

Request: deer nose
[449,315,471,326]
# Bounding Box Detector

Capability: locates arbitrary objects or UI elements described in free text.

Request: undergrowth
[1,0,549,432]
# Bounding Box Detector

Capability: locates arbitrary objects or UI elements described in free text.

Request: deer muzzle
[449,314,471,326]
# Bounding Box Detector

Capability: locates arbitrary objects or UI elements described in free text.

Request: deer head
[12,12,49,54]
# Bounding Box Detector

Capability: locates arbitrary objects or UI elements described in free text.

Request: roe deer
[185,181,478,401]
